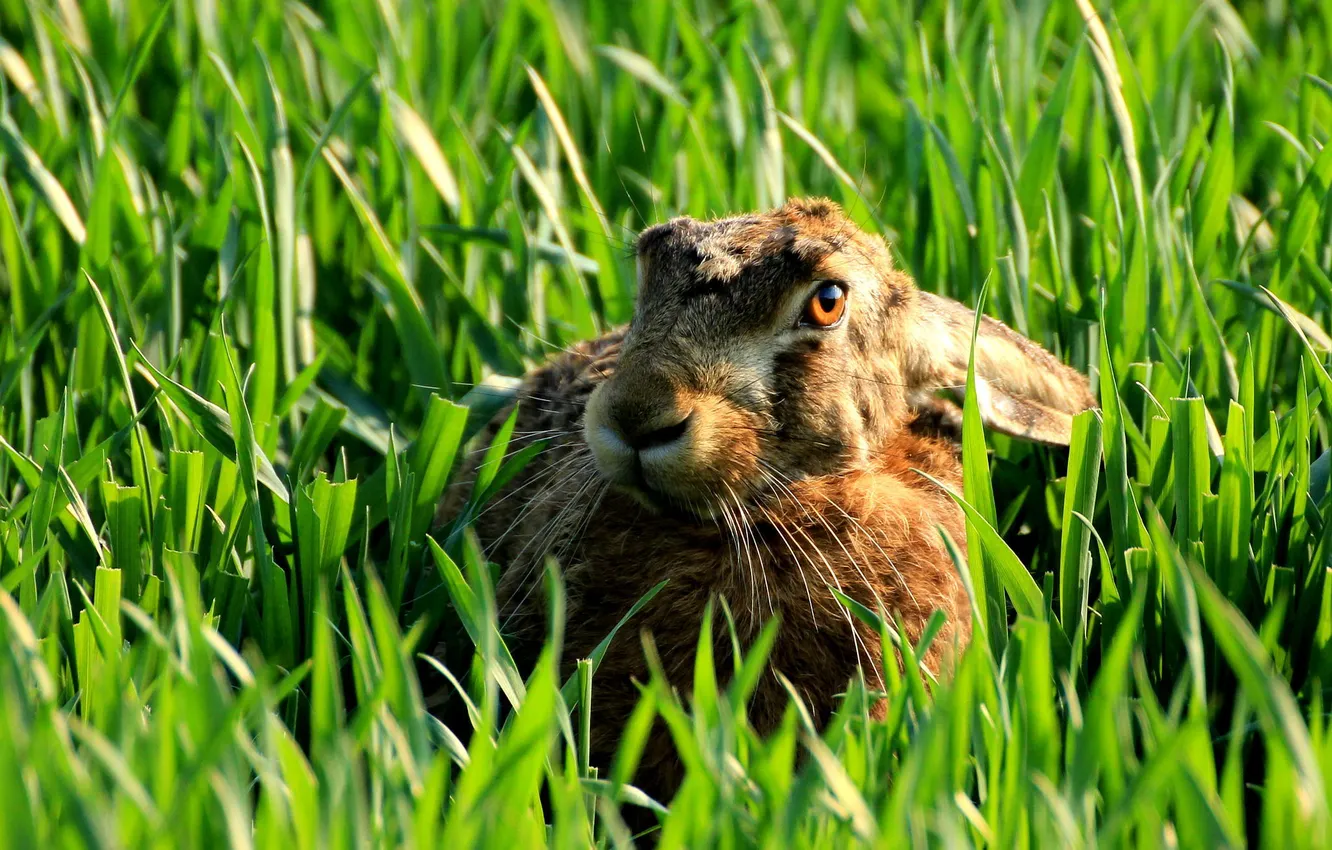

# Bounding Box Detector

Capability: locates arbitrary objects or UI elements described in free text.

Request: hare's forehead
[687,218,777,279]
[636,245,807,325]
[639,219,807,290]
[639,213,873,283]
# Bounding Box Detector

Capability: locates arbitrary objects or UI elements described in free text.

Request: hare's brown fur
[434,198,1095,807]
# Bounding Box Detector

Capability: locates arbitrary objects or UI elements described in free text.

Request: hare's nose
[614,409,692,452]
[610,410,697,455]
[584,375,696,491]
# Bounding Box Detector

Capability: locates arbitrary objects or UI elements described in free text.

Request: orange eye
[801,283,846,328]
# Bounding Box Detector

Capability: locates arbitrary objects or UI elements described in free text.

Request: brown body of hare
[435,198,1096,808]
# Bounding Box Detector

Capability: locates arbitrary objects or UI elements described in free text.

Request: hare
[434,197,1096,807]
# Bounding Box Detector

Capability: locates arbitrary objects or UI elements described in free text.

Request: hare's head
[583,198,1096,515]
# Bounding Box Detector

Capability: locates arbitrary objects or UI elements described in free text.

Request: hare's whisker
[469,446,592,545]
[463,430,566,460]
[553,476,609,577]
[719,482,751,617]
[817,490,919,615]
[507,324,616,377]
[728,480,770,624]
[499,462,602,630]
[755,468,817,627]
[762,503,875,678]
[726,480,774,623]
[442,442,571,546]
[760,455,917,662]
[760,466,901,693]
[714,488,756,626]
[704,485,747,623]
[511,459,599,569]
[759,503,847,631]
[472,454,582,531]
[478,455,595,575]
[755,470,880,686]
[441,383,578,404]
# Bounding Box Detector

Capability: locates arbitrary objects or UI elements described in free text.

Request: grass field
[2,0,1332,846]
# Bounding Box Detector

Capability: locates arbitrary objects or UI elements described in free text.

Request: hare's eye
[800,283,847,329]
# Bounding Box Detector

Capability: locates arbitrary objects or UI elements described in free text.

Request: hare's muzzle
[583,367,761,514]
[584,379,691,489]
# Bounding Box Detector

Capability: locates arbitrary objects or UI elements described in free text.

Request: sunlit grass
[1,0,1331,846]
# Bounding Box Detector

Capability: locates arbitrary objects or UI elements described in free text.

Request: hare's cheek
[685,401,764,490]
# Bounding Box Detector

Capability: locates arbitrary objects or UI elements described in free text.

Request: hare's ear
[906,293,1098,447]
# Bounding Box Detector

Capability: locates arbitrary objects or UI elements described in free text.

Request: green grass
[1,0,1331,846]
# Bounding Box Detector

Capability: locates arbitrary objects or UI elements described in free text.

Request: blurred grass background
[2,0,1332,846]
